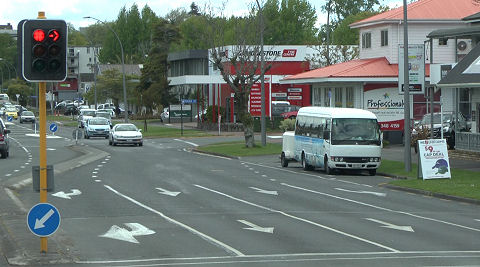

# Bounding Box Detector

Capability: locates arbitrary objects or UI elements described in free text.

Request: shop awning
[427,25,480,39]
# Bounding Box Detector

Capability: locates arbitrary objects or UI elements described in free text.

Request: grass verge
[197,141,282,157]
[380,159,480,200]
[134,124,213,138]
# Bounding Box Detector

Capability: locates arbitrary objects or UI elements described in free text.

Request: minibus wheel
[281,152,289,167]
[302,153,312,171]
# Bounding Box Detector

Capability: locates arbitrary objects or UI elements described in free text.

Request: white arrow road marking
[249,187,278,196]
[99,223,155,244]
[156,187,181,197]
[365,218,414,232]
[34,209,54,229]
[52,189,82,199]
[475,219,480,222]
[237,220,274,234]
[335,188,386,197]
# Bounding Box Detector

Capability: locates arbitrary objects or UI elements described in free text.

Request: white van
[281,107,382,175]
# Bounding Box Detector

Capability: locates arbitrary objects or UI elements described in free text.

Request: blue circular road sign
[49,123,58,133]
[6,116,13,122]
[27,203,61,237]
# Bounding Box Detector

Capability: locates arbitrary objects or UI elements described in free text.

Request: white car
[109,123,143,146]
[77,109,96,128]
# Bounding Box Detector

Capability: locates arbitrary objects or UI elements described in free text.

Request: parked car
[61,103,79,116]
[109,123,143,146]
[160,108,169,122]
[19,111,36,123]
[97,108,115,119]
[77,109,96,128]
[84,117,110,139]
[0,117,10,158]
[412,112,469,149]
[280,105,301,119]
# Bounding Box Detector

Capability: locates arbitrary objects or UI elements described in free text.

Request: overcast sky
[1,0,402,30]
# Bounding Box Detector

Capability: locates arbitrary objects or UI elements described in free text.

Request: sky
[1,0,403,30]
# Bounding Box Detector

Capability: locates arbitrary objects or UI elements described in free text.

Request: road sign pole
[39,81,48,253]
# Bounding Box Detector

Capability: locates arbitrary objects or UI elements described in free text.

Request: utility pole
[403,0,412,172]
[256,0,266,146]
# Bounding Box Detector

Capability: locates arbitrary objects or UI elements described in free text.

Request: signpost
[417,139,451,180]
[398,44,425,95]
[49,123,57,135]
[27,203,61,237]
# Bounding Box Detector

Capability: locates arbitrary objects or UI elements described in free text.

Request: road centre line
[76,251,480,265]
[282,183,480,233]
[194,184,399,252]
[242,161,373,188]
[103,185,244,256]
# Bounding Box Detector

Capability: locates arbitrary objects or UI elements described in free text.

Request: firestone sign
[219,45,308,62]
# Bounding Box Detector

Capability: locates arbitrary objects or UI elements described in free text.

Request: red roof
[283,57,430,81]
[351,0,480,27]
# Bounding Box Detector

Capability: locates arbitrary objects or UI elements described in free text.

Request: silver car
[109,123,143,146]
[19,111,36,123]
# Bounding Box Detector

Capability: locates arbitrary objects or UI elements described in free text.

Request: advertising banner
[398,44,425,94]
[418,139,451,180]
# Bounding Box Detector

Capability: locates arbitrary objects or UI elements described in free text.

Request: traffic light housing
[19,19,67,82]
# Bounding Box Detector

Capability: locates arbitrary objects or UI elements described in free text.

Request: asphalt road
[0,124,479,267]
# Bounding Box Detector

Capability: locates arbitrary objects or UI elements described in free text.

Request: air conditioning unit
[457,39,472,55]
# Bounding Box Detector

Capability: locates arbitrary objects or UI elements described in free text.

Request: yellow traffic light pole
[37,11,48,254]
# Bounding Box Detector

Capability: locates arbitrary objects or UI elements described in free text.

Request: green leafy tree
[331,10,383,45]
[0,33,17,81]
[262,0,317,45]
[137,18,180,113]
[93,68,138,110]
[68,23,88,46]
[6,79,34,107]
[188,2,201,16]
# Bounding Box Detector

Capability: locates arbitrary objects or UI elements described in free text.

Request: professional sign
[364,87,411,131]
[398,44,425,94]
[418,139,451,180]
[27,203,61,237]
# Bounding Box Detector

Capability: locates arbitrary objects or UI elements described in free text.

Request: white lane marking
[365,218,414,232]
[52,189,82,200]
[103,185,244,256]
[262,175,268,178]
[74,251,480,265]
[243,161,373,188]
[282,183,480,233]
[192,151,232,160]
[97,165,103,167]
[156,187,181,197]
[94,168,99,171]
[249,187,278,196]
[174,139,199,147]
[20,166,25,169]
[95,180,101,183]
[99,223,155,244]
[5,174,11,177]
[254,171,260,174]
[237,220,274,234]
[5,188,27,213]
[92,171,98,174]
[475,219,480,222]
[92,176,97,178]
[195,184,399,252]
[13,170,19,172]
[101,161,107,164]
[335,188,386,197]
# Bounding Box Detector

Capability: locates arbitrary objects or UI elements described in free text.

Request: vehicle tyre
[369,169,377,176]
[324,157,333,175]
[0,150,6,159]
[112,138,116,146]
[108,139,112,145]
[301,153,312,171]
[85,133,89,139]
[105,136,109,139]
[281,152,289,167]
[139,142,143,147]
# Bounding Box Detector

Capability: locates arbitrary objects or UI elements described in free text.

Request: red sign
[249,83,270,117]
[282,49,297,57]
[379,119,404,131]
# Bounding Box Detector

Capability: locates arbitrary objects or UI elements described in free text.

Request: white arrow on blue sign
[27,203,61,237]
[49,123,58,133]
[7,116,13,122]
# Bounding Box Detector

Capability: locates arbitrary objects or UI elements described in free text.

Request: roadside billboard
[418,139,451,180]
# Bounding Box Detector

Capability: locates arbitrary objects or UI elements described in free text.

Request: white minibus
[281,107,382,175]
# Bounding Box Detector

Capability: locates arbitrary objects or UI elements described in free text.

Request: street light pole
[84,16,128,122]
[0,58,17,79]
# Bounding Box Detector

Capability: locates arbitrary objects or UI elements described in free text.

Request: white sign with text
[418,139,451,180]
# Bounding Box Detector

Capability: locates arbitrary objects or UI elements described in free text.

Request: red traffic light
[33,29,45,42]
[48,29,60,42]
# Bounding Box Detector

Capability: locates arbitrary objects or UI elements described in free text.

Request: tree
[93,68,138,110]
[68,23,88,46]
[0,33,17,80]
[262,0,317,45]
[331,11,380,45]
[137,18,180,113]
[206,4,272,148]
[188,2,201,16]
[6,79,34,107]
